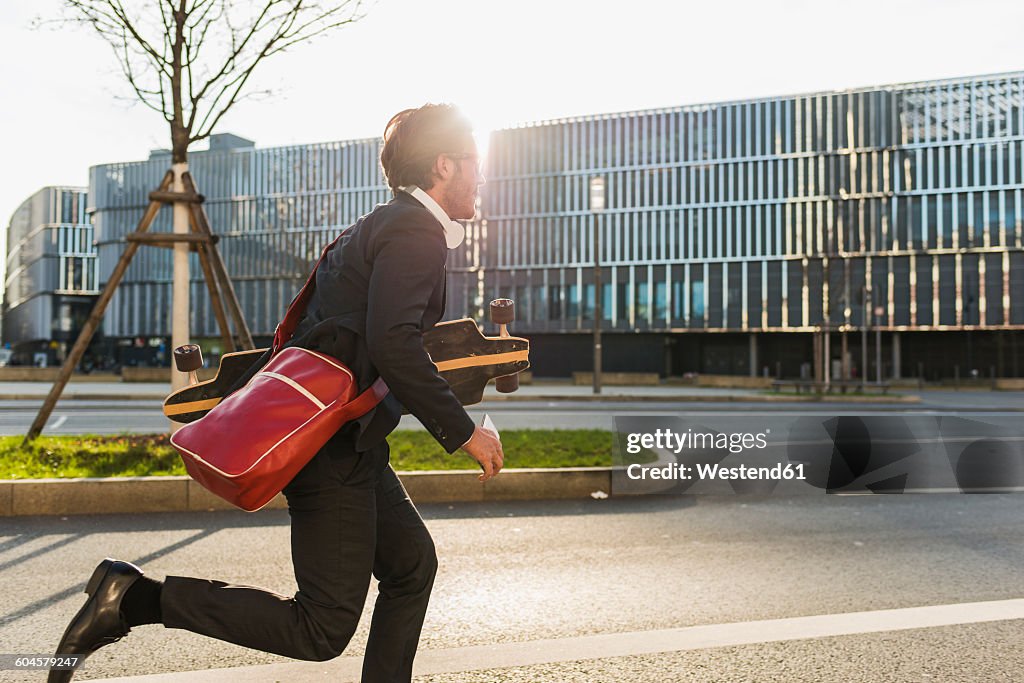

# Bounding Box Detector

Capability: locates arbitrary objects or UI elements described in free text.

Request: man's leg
[361,463,439,682]
[161,438,380,661]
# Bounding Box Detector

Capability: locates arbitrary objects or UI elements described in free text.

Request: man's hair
[380,104,473,192]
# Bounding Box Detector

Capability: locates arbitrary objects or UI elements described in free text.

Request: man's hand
[461,425,504,481]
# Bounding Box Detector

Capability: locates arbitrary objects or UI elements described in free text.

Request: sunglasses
[445,153,483,175]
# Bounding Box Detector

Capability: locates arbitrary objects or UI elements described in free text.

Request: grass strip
[0,430,612,479]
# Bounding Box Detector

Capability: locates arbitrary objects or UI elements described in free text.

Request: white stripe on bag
[261,372,327,410]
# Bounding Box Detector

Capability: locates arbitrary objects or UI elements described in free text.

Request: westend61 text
[625,463,807,481]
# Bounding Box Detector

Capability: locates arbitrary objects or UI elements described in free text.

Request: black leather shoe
[47,558,143,683]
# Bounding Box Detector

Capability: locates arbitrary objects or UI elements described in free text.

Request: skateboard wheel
[174,344,203,373]
[495,373,519,393]
[490,299,515,325]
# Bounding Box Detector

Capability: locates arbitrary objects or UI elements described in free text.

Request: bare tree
[30,0,365,408]
[53,0,365,163]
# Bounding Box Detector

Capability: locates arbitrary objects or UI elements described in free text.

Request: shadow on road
[0,527,218,629]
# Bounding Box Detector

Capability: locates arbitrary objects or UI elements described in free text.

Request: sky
[1,0,1022,301]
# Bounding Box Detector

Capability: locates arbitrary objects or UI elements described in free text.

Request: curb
[0,467,613,517]
[0,393,920,404]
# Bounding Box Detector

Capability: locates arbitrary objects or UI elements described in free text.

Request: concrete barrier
[398,471,486,503]
[0,367,64,382]
[665,374,774,389]
[572,372,660,386]
[123,366,217,382]
[480,467,609,501]
[9,477,188,516]
[0,369,121,382]
[185,480,287,512]
[995,378,1024,390]
[695,374,773,389]
[0,468,614,516]
[0,481,11,516]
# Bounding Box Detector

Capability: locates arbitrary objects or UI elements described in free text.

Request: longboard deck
[424,318,528,406]
[163,317,528,423]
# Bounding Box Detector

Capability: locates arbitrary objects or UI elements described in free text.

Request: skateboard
[163,299,529,423]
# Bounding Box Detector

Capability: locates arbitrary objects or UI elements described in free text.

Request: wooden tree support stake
[24,169,251,444]
[184,171,254,350]
[149,190,205,204]
[125,233,213,250]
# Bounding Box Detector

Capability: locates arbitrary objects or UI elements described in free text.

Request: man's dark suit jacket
[287,191,476,455]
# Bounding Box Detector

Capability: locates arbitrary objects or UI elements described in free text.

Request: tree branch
[188,1,279,111]
[50,0,367,161]
[116,27,169,119]
[107,0,171,73]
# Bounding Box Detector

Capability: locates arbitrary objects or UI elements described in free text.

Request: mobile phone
[481,413,499,438]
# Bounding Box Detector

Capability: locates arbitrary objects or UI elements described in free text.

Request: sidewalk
[80,597,1024,682]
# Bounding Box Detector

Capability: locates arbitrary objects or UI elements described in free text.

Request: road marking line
[91,598,1024,682]
[50,415,67,429]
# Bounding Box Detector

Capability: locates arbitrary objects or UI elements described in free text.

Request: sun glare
[464,103,516,174]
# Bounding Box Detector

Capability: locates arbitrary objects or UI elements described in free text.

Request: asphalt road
[1,495,1023,682]
[1,391,1022,437]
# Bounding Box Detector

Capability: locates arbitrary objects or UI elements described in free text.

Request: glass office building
[472,71,1024,378]
[2,187,98,366]
[75,72,1024,377]
[89,134,389,363]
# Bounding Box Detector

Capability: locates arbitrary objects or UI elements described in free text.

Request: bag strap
[271,229,349,354]
[339,376,390,421]
[271,227,391,415]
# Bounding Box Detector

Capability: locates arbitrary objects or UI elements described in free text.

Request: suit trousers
[160,434,438,683]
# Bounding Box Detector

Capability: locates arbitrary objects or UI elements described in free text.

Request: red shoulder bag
[170,232,388,511]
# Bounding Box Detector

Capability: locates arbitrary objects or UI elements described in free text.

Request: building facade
[2,187,98,366]
[30,71,1024,377]
[89,135,388,364]
[465,71,1024,379]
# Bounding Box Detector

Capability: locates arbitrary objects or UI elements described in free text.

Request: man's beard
[444,169,476,220]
